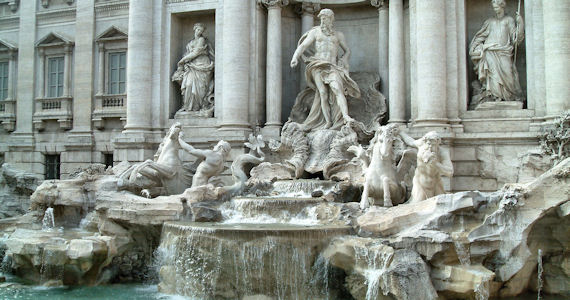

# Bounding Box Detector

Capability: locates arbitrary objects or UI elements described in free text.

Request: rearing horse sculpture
[349,124,415,210]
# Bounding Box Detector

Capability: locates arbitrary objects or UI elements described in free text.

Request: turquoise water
[0,275,190,300]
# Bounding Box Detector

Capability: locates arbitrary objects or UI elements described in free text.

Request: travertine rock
[354,158,570,298]
[0,164,42,218]
[321,237,437,300]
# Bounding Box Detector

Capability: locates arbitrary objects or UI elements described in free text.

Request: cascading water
[156,222,351,299]
[453,240,471,266]
[219,197,340,225]
[42,207,55,230]
[537,249,543,300]
[271,179,336,198]
[353,244,394,300]
[474,274,491,300]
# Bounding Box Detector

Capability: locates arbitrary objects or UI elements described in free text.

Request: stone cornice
[95,1,128,18]
[36,7,76,25]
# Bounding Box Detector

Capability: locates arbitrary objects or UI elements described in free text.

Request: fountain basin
[157,221,352,299]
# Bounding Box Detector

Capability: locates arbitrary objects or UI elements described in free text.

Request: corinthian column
[260,0,288,132]
[414,0,448,128]
[124,0,153,131]
[371,0,389,96]
[220,0,251,130]
[299,2,319,90]
[543,0,570,119]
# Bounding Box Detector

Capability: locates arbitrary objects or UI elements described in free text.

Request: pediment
[36,32,73,48]
[0,38,17,52]
[96,26,128,42]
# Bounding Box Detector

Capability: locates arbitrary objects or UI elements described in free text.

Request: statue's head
[421,131,441,149]
[491,0,506,13]
[193,23,205,35]
[167,122,182,139]
[318,8,334,26]
[214,140,231,156]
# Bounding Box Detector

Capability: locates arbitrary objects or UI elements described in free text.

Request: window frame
[0,60,8,100]
[106,51,127,95]
[46,56,65,98]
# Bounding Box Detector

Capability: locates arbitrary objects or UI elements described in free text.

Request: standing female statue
[469,0,524,108]
[172,23,215,114]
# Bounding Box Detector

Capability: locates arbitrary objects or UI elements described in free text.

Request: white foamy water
[42,207,55,231]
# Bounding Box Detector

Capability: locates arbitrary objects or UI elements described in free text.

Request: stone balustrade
[92,93,127,129]
[32,96,73,130]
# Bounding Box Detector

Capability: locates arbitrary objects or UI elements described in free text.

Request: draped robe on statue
[298,30,361,132]
[469,16,523,103]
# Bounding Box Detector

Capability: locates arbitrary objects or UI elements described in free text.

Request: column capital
[297,2,320,15]
[371,0,387,10]
[257,0,288,9]
[97,42,105,52]
[64,44,73,54]
[38,48,45,57]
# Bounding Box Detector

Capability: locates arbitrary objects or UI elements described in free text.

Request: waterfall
[353,245,393,300]
[474,275,491,300]
[42,207,55,230]
[156,222,350,299]
[537,249,543,300]
[453,240,471,266]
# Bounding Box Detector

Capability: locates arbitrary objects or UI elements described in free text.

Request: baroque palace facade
[0,0,568,192]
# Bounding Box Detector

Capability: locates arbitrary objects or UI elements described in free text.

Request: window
[47,57,64,98]
[0,61,8,100]
[108,52,126,94]
[45,154,61,180]
[104,153,113,169]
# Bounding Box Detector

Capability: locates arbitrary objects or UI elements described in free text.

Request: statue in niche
[469,0,524,108]
[399,131,453,203]
[348,124,416,210]
[172,23,215,116]
[290,8,361,132]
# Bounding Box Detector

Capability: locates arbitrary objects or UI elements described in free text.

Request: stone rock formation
[0,164,42,219]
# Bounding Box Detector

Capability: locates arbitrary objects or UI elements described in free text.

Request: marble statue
[469,0,524,107]
[178,136,230,188]
[399,131,453,203]
[118,123,192,196]
[172,23,215,114]
[290,8,361,131]
[349,124,415,209]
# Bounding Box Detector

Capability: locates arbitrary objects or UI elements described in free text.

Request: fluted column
[414,0,448,127]
[388,0,405,124]
[261,0,288,131]
[299,2,319,90]
[124,0,153,131]
[220,0,251,130]
[372,0,389,96]
[97,43,105,95]
[544,0,570,118]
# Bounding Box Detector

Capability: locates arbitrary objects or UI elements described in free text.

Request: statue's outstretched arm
[399,131,418,148]
[179,137,207,159]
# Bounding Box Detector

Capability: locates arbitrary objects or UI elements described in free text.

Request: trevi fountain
[0,0,568,299]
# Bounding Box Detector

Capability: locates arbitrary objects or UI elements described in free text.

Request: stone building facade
[0,0,568,192]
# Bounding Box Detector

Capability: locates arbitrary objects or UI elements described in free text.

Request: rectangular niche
[168,10,216,118]
[465,0,526,110]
